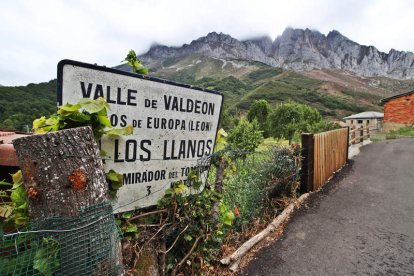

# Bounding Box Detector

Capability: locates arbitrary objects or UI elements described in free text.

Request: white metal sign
[57,60,223,212]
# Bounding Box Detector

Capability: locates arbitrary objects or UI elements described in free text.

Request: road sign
[57,60,223,212]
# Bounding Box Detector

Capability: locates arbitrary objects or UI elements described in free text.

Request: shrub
[227,118,264,153]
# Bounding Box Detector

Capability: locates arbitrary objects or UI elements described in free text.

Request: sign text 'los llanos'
[58,60,223,212]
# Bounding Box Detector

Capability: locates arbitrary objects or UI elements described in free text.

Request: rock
[126,28,414,80]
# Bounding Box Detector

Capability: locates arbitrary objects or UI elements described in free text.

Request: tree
[219,106,239,131]
[247,99,271,137]
[269,101,322,144]
[227,118,263,153]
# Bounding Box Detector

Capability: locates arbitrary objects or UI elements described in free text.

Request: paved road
[241,138,414,276]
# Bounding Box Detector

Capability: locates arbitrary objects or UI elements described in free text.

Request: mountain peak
[140,28,414,79]
[197,32,237,44]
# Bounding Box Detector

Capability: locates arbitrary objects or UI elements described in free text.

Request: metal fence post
[300,133,314,193]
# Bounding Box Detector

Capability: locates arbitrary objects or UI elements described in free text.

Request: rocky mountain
[138,28,414,80]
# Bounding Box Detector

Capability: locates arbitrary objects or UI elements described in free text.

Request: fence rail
[349,125,370,146]
[301,128,348,192]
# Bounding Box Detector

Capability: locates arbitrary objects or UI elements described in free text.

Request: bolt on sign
[57,60,223,212]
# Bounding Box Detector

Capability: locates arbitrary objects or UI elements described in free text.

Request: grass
[386,126,414,139]
[257,137,289,151]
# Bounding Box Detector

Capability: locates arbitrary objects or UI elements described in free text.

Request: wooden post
[12,126,122,274]
[212,157,228,220]
[300,133,314,193]
[359,126,364,143]
[351,125,356,145]
[13,127,108,218]
[345,127,350,162]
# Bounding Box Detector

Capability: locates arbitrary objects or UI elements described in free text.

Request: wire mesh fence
[216,147,301,228]
[0,202,121,276]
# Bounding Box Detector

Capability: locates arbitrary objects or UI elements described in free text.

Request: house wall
[345,118,382,130]
[384,93,414,129]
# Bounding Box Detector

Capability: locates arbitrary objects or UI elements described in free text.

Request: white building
[343,111,384,130]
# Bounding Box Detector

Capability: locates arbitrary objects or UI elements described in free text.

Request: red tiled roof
[0,131,30,166]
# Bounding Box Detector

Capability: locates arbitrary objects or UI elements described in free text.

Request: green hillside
[0,80,56,131]
[2,55,413,131]
[148,57,388,118]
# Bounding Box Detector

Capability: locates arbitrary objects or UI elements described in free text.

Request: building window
[357,120,363,124]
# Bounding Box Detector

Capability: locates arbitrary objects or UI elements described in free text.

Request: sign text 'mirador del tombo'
[57,60,223,212]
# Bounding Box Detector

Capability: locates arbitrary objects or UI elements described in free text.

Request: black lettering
[123,173,132,184]
[208,103,215,115]
[127,89,137,106]
[170,140,178,159]
[186,99,193,112]
[140,140,151,161]
[172,97,179,111]
[106,86,116,104]
[117,88,126,105]
[114,139,124,163]
[110,114,118,127]
[179,98,186,112]
[206,139,213,154]
[197,140,205,157]
[202,102,208,114]
[135,172,141,183]
[80,82,93,98]
[163,140,170,160]
[178,140,186,159]
[195,100,201,114]
[164,95,172,110]
[94,84,104,99]
[187,140,196,158]
[120,115,127,127]
[125,139,137,162]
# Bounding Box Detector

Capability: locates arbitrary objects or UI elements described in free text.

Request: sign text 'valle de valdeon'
[58,60,223,212]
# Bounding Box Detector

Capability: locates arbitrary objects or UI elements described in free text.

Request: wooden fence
[349,125,370,146]
[301,128,349,192]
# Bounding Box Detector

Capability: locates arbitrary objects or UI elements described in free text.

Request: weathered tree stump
[13,126,108,219]
[13,126,122,275]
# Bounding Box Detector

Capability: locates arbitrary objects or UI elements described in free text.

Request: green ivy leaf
[125,224,138,233]
[10,185,26,208]
[106,170,123,198]
[33,237,60,275]
[121,212,133,219]
[223,211,235,226]
[78,98,106,114]
[104,125,134,136]
[97,115,112,127]
[184,234,193,241]
[58,103,81,113]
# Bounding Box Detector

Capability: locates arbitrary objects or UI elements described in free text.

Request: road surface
[241,138,414,275]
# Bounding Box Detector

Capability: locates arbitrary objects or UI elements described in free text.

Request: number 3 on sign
[146,186,151,196]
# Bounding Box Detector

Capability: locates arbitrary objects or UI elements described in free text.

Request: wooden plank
[311,128,349,191]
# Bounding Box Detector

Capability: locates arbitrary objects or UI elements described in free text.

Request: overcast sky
[1,0,413,86]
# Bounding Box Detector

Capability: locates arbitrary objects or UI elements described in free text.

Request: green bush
[227,118,264,153]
